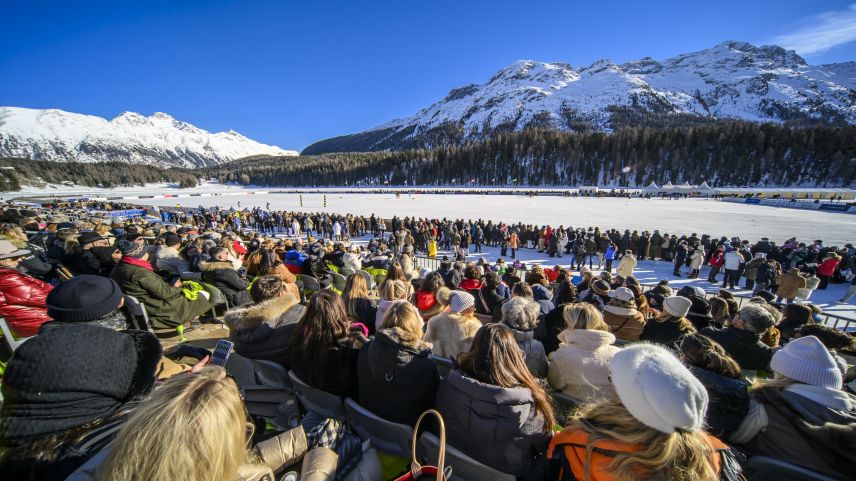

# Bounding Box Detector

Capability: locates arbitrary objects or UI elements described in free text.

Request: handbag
[394,409,449,481]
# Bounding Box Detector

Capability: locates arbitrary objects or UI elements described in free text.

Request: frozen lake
[142,192,856,246]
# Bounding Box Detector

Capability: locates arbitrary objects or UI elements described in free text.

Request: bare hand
[190,355,210,373]
[174,279,183,288]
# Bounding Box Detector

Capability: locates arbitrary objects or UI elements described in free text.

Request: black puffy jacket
[200,260,251,307]
[687,366,749,438]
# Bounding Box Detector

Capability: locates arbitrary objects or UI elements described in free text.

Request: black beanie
[162,232,181,247]
[0,324,161,442]
[46,275,124,323]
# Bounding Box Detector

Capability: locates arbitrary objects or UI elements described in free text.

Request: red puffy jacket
[0,267,53,337]
[817,257,841,276]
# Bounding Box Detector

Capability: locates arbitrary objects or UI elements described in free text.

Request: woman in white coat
[615,250,637,278]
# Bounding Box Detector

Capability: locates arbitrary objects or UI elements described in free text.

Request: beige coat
[689,248,705,270]
[424,311,482,359]
[616,254,637,278]
[547,329,620,402]
[776,268,806,300]
[602,304,646,341]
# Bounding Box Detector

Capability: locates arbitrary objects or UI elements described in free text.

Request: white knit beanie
[663,296,692,318]
[449,291,475,314]
[610,343,708,434]
[771,336,842,389]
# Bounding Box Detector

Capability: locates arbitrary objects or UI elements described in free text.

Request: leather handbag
[394,409,448,481]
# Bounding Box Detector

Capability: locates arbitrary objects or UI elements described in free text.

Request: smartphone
[210,340,234,367]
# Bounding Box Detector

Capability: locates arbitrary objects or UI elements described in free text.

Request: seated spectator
[549,343,740,481]
[357,301,440,426]
[459,263,484,290]
[701,304,775,371]
[0,239,53,337]
[154,232,190,277]
[678,333,749,438]
[639,296,695,347]
[288,290,366,398]
[223,275,304,368]
[385,262,414,299]
[436,324,555,478]
[491,281,534,323]
[709,296,731,329]
[531,283,555,318]
[255,247,300,300]
[642,281,672,311]
[541,280,578,354]
[730,336,855,479]
[341,273,378,330]
[776,303,813,342]
[424,290,481,360]
[602,287,646,341]
[85,366,339,481]
[547,303,620,401]
[412,271,452,322]
[793,323,854,378]
[374,279,409,332]
[0,305,162,481]
[500,296,548,377]
[342,244,363,272]
[201,247,252,307]
[578,279,610,312]
[474,271,504,316]
[67,231,119,276]
[110,236,211,330]
[525,265,549,287]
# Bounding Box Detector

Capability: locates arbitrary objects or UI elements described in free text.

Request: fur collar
[201,260,235,271]
[378,327,433,352]
[224,294,299,332]
[604,304,638,316]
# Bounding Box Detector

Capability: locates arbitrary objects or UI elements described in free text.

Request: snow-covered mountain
[303,41,856,154]
[0,107,297,167]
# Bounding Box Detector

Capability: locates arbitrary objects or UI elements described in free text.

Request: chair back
[332,272,348,291]
[344,398,413,458]
[201,282,229,310]
[341,266,356,277]
[0,317,32,351]
[227,354,298,427]
[419,432,515,481]
[300,274,322,292]
[744,456,840,481]
[429,354,454,378]
[355,269,375,290]
[123,295,153,332]
[287,370,346,419]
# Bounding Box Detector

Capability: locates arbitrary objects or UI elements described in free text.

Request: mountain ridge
[303,41,856,154]
[0,107,297,168]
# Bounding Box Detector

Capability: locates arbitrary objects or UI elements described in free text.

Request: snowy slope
[0,107,297,167]
[304,41,856,153]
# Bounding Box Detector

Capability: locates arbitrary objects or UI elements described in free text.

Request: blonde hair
[99,366,252,481]
[381,301,424,344]
[567,397,719,481]
[563,303,609,331]
[379,279,408,301]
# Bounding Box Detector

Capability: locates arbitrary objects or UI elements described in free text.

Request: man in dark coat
[200,247,252,307]
[700,303,775,371]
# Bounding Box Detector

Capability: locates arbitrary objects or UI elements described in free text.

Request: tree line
[0,158,198,192]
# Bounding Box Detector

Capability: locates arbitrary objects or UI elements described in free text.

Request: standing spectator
[722,246,741,289]
[775,267,806,304]
[615,250,636,278]
[815,252,841,289]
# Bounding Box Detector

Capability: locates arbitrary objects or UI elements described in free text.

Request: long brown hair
[386,262,406,282]
[678,333,741,378]
[342,273,370,321]
[458,324,556,433]
[288,290,350,386]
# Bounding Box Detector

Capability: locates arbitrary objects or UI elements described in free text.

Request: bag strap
[410,409,446,481]
[610,315,632,334]
[476,287,490,314]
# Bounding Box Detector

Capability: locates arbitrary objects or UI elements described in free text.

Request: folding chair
[341,266,356,277]
[331,272,348,292]
[355,269,375,290]
[419,432,516,481]
[300,274,322,295]
[0,317,33,351]
[226,354,299,428]
[344,398,413,458]
[123,295,154,333]
[287,370,346,420]
[551,391,584,424]
[429,354,454,378]
[201,282,229,313]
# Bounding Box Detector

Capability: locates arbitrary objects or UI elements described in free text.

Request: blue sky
[2,1,855,150]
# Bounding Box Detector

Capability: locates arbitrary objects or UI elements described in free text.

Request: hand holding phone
[210,340,234,367]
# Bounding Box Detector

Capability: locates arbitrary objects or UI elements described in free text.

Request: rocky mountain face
[0,107,296,168]
[303,41,856,154]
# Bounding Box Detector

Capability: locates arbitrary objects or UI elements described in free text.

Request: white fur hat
[663,296,692,318]
[610,343,708,434]
[771,335,842,389]
[449,291,475,313]
[608,287,634,302]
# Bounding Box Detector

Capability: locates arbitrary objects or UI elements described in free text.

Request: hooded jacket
[200,260,252,307]
[357,327,440,426]
[547,329,619,401]
[502,322,548,378]
[602,303,645,341]
[435,369,551,476]
[223,293,305,367]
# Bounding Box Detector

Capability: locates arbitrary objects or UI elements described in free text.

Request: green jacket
[111,261,210,329]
